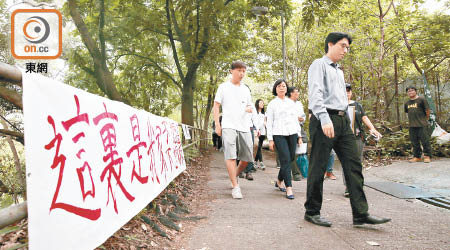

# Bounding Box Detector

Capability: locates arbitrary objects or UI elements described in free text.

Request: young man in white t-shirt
[213,61,254,199]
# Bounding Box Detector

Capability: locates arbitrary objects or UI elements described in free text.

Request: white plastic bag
[431,124,450,144]
[295,143,308,154]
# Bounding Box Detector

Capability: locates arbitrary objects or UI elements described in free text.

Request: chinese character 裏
[94,103,135,213]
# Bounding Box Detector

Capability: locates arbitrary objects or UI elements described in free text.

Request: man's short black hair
[272,79,289,96]
[287,86,299,98]
[346,83,352,90]
[324,32,352,53]
[406,86,417,92]
[231,61,247,70]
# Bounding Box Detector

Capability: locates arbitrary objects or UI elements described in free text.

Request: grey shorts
[222,128,253,162]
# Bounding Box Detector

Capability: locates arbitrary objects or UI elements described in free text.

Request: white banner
[22,73,186,250]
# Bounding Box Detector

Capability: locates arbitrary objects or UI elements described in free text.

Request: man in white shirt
[213,61,254,199]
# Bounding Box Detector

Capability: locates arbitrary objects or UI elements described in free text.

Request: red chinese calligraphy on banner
[45,95,101,221]
[94,103,135,213]
[126,115,148,184]
[23,73,186,250]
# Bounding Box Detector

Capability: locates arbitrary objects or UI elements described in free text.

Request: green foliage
[0,0,13,64]
[0,138,25,205]
[374,125,450,157]
[378,128,412,156]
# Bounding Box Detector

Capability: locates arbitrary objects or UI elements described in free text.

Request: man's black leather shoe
[304,214,332,227]
[353,215,391,226]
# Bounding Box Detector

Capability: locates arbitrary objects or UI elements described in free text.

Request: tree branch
[170,1,191,56]
[114,52,182,89]
[74,52,96,77]
[0,120,26,196]
[0,129,24,144]
[99,0,107,62]
[224,0,234,5]
[0,86,22,110]
[382,1,393,18]
[0,62,22,87]
[165,0,185,82]
[392,1,423,74]
[426,56,449,73]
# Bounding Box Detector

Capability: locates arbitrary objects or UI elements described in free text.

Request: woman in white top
[266,79,302,199]
[254,99,266,170]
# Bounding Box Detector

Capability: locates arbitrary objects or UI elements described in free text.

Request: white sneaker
[260,162,265,170]
[232,187,243,199]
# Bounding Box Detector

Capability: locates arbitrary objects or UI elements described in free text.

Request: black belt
[308,109,347,116]
[326,109,346,116]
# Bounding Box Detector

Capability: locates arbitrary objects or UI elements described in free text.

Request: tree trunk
[436,72,441,122]
[394,54,400,125]
[68,0,125,103]
[376,0,392,120]
[0,129,24,144]
[0,62,22,86]
[392,2,423,74]
[0,120,26,198]
[0,86,22,110]
[181,76,195,126]
[200,76,216,148]
[0,63,23,110]
[0,202,27,229]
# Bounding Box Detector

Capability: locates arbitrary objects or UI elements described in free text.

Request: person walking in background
[287,86,305,181]
[324,150,337,180]
[211,115,222,150]
[242,102,259,180]
[213,61,254,199]
[404,86,432,163]
[254,99,266,170]
[305,32,390,227]
[344,83,382,196]
[266,79,302,200]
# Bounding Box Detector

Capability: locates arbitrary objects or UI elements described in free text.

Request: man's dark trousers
[304,113,369,219]
[409,127,432,158]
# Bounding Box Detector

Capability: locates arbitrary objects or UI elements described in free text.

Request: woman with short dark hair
[266,79,302,199]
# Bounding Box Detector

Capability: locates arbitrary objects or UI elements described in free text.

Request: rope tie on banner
[176,122,212,150]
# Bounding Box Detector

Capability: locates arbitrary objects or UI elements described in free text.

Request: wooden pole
[0,62,22,86]
[0,202,27,229]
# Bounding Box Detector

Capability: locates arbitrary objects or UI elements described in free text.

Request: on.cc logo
[11,9,62,59]
[23,16,51,44]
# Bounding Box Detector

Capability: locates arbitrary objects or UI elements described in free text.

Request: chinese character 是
[126,115,148,184]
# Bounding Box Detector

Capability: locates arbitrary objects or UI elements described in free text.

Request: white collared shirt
[266,96,301,141]
[255,111,266,135]
[308,55,348,125]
